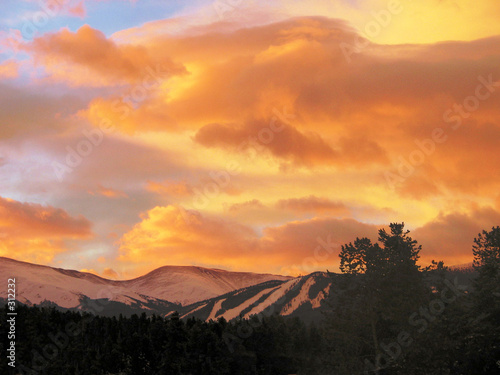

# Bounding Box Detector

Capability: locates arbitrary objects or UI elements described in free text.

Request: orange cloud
[278,0,500,45]
[68,1,86,17]
[118,205,258,274]
[414,207,500,265]
[0,83,84,140]
[27,24,185,86]
[228,199,265,213]
[194,120,338,167]
[259,216,379,272]
[81,18,362,132]
[0,196,92,264]
[276,196,349,215]
[396,176,442,201]
[146,177,243,206]
[146,180,194,198]
[39,0,87,17]
[102,267,119,279]
[75,16,499,188]
[88,184,128,199]
[118,204,382,276]
[337,136,388,166]
[5,12,500,275]
[0,60,19,79]
[117,202,494,276]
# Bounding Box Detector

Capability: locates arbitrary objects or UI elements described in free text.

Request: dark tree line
[0,305,323,375]
[1,224,499,374]
[324,223,500,374]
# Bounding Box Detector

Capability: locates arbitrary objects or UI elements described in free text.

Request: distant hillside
[0,256,479,320]
[0,257,290,316]
[175,272,334,323]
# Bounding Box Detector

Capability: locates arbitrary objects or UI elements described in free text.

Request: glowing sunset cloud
[0,0,499,278]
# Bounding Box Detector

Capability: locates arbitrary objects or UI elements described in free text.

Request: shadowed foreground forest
[1,224,499,375]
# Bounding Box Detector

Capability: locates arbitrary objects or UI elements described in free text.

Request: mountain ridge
[1,257,475,322]
[0,256,292,308]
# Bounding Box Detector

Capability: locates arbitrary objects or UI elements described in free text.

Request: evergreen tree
[330,223,431,374]
[460,226,500,372]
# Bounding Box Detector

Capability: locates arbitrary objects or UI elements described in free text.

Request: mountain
[0,257,175,315]
[0,257,476,322]
[120,265,292,305]
[175,272,334,323]
[0,257,291,315]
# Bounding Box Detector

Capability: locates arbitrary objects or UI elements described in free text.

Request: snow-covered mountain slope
[120,265,292,306]
[0,257,291,310]
[0,257,164,310]
[178,272,333,323]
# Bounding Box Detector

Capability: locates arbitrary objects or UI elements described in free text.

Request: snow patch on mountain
[180,303,207,319]
[207,298,226,321]
[281,278,331,315]
[223,286,279,321]
[243,278,301,319]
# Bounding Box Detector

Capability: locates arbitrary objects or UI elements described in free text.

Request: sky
[0,0,499,279]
